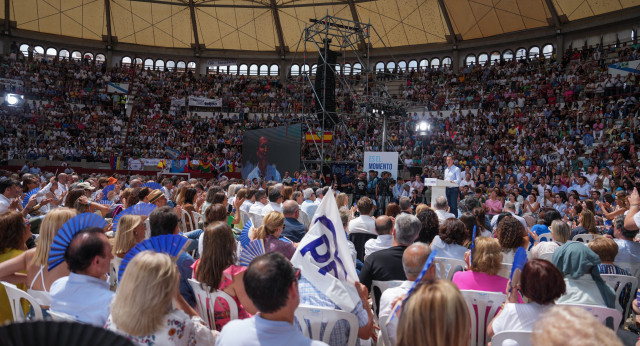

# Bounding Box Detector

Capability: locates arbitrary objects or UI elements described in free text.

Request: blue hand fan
[279,236,293,244]
[101,184,115,200]
[48,213,108,270]
[239,219,253,248]
[112,203,157,231]
[97,200,113,206]
[142,182,162,190]
[22,188,40,207]
[389,249,438,323]
[510,246,527,287]
[469,225,477,264]
[238,239,265,266]
[118,234,188,279]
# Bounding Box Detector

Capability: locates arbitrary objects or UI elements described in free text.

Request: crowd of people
[0,162,640,345]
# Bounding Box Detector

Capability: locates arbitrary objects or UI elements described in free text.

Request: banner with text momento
[363,151,399,180]
[290,189,360,312]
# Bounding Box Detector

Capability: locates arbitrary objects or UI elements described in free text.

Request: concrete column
[556,34,564,60]
[452,49,460,73]
[280,59,290,81]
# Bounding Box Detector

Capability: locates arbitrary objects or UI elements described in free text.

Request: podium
[424,178,458,207]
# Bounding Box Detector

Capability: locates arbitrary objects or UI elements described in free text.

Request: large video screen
[242,124,301,182]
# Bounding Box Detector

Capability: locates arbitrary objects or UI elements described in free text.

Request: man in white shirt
[348,197,376,235]
[444,155,462,216]
[434,196,455,224]
[262,188,283,215]
[241,188,256,214]
[490,203,527,230]
[0,179,37,216]
[364,215,394,260]
[613,216,640,264]
[249,189,268,215]
[50,228,115,327]
[568,176,590,200]
[460,173,475,188]
[378,242,434,346]
[300,188,318,220]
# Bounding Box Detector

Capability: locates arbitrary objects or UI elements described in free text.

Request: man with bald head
[282,200,307,242]
[364,215,394,260]
[378,242,434,345]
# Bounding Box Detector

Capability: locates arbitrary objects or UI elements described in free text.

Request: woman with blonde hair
[112,215,146,258]
[0,208,76,309]
[336,193,349,211]
[106,251,216,344]
[251,211,295,259]
[453,237,517,297]
[396,279,470,346]
[530,220,571,259]
[194,222,256,331]
[282,186,294,201]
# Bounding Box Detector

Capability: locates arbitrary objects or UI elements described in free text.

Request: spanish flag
[305,132,333,143]
[157,160,167,170]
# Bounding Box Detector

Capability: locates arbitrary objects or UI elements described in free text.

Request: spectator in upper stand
[519,176,533,199]
[49,228,114,326]
[348,197,376,235]
[300,188,318,220]
[364,215,394,260]
[249,189,267,216]
[261,188,283,215]
[148,206,196,308]
[282,200,307,243]
[433,196,455,224]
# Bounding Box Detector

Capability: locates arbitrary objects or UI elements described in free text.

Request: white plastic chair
[601,274,638,320]
[108,257,123,288]
[187,278,238,331]
[48,310,78,322]
[1,281,44,322]
[371,280,404,317]
[491,330,532,346]
[614,262,640,279]
[572,234,596,243]
[558,303,622,331]
[378,314,393,346]
[496,263,513,279]
[537,233,551,242]
[294,305,359,346]
[191,211,204,228]
[298,210,311,228]
[460,290,507,346]
[249,212,264,228]
[434,257,466,281]
[181,210,194,232]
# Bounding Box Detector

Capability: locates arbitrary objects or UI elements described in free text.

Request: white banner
[127,158,143,170]
[141,158,163,166]
[290,190,360,313]
[171,97,186,107]
[0,78,24,87]
[608,60,640,78]
[363,151,399,180]
[107,82,129,94]
[188,96,222,107]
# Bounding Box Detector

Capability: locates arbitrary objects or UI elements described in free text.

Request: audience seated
[495,215,529,263]
[613,215,640,263]
[429,218,468,260]
[532,305,622,346]
[194,221,256,331]
[281,200,306,242]
[396,279,470,346]
[217,252,327,346]
[529,220,570,259]
[112,215,145,258]
[248,211,295,259]
[106,251,216,344]
[378,242,434,345]
[348,197,376,235]
[0,210,33,322]
[552,242,615,308]
[49,227,114,326]
[364,215,394,260]
[415,208,439,244]
[488,258,566,338]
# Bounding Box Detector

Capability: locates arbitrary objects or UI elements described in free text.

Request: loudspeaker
[314,48,340,129]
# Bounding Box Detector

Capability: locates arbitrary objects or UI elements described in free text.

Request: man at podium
[444,155,462,216]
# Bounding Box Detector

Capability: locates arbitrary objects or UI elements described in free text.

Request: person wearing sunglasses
[217,252,327,346]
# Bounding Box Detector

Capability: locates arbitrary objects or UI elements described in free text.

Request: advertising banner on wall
[242,124,302,182]
[363,151,399,180]
[608,60,640,77]
[188,96,222,107]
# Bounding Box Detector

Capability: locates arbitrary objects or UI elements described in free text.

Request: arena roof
[5,0,640,53]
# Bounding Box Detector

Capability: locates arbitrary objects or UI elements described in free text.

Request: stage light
[5,93,23,106]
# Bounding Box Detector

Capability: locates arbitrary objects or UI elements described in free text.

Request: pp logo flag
[291,189,360,312]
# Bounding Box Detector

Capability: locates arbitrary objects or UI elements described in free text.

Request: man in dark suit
[282,200,307,242]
